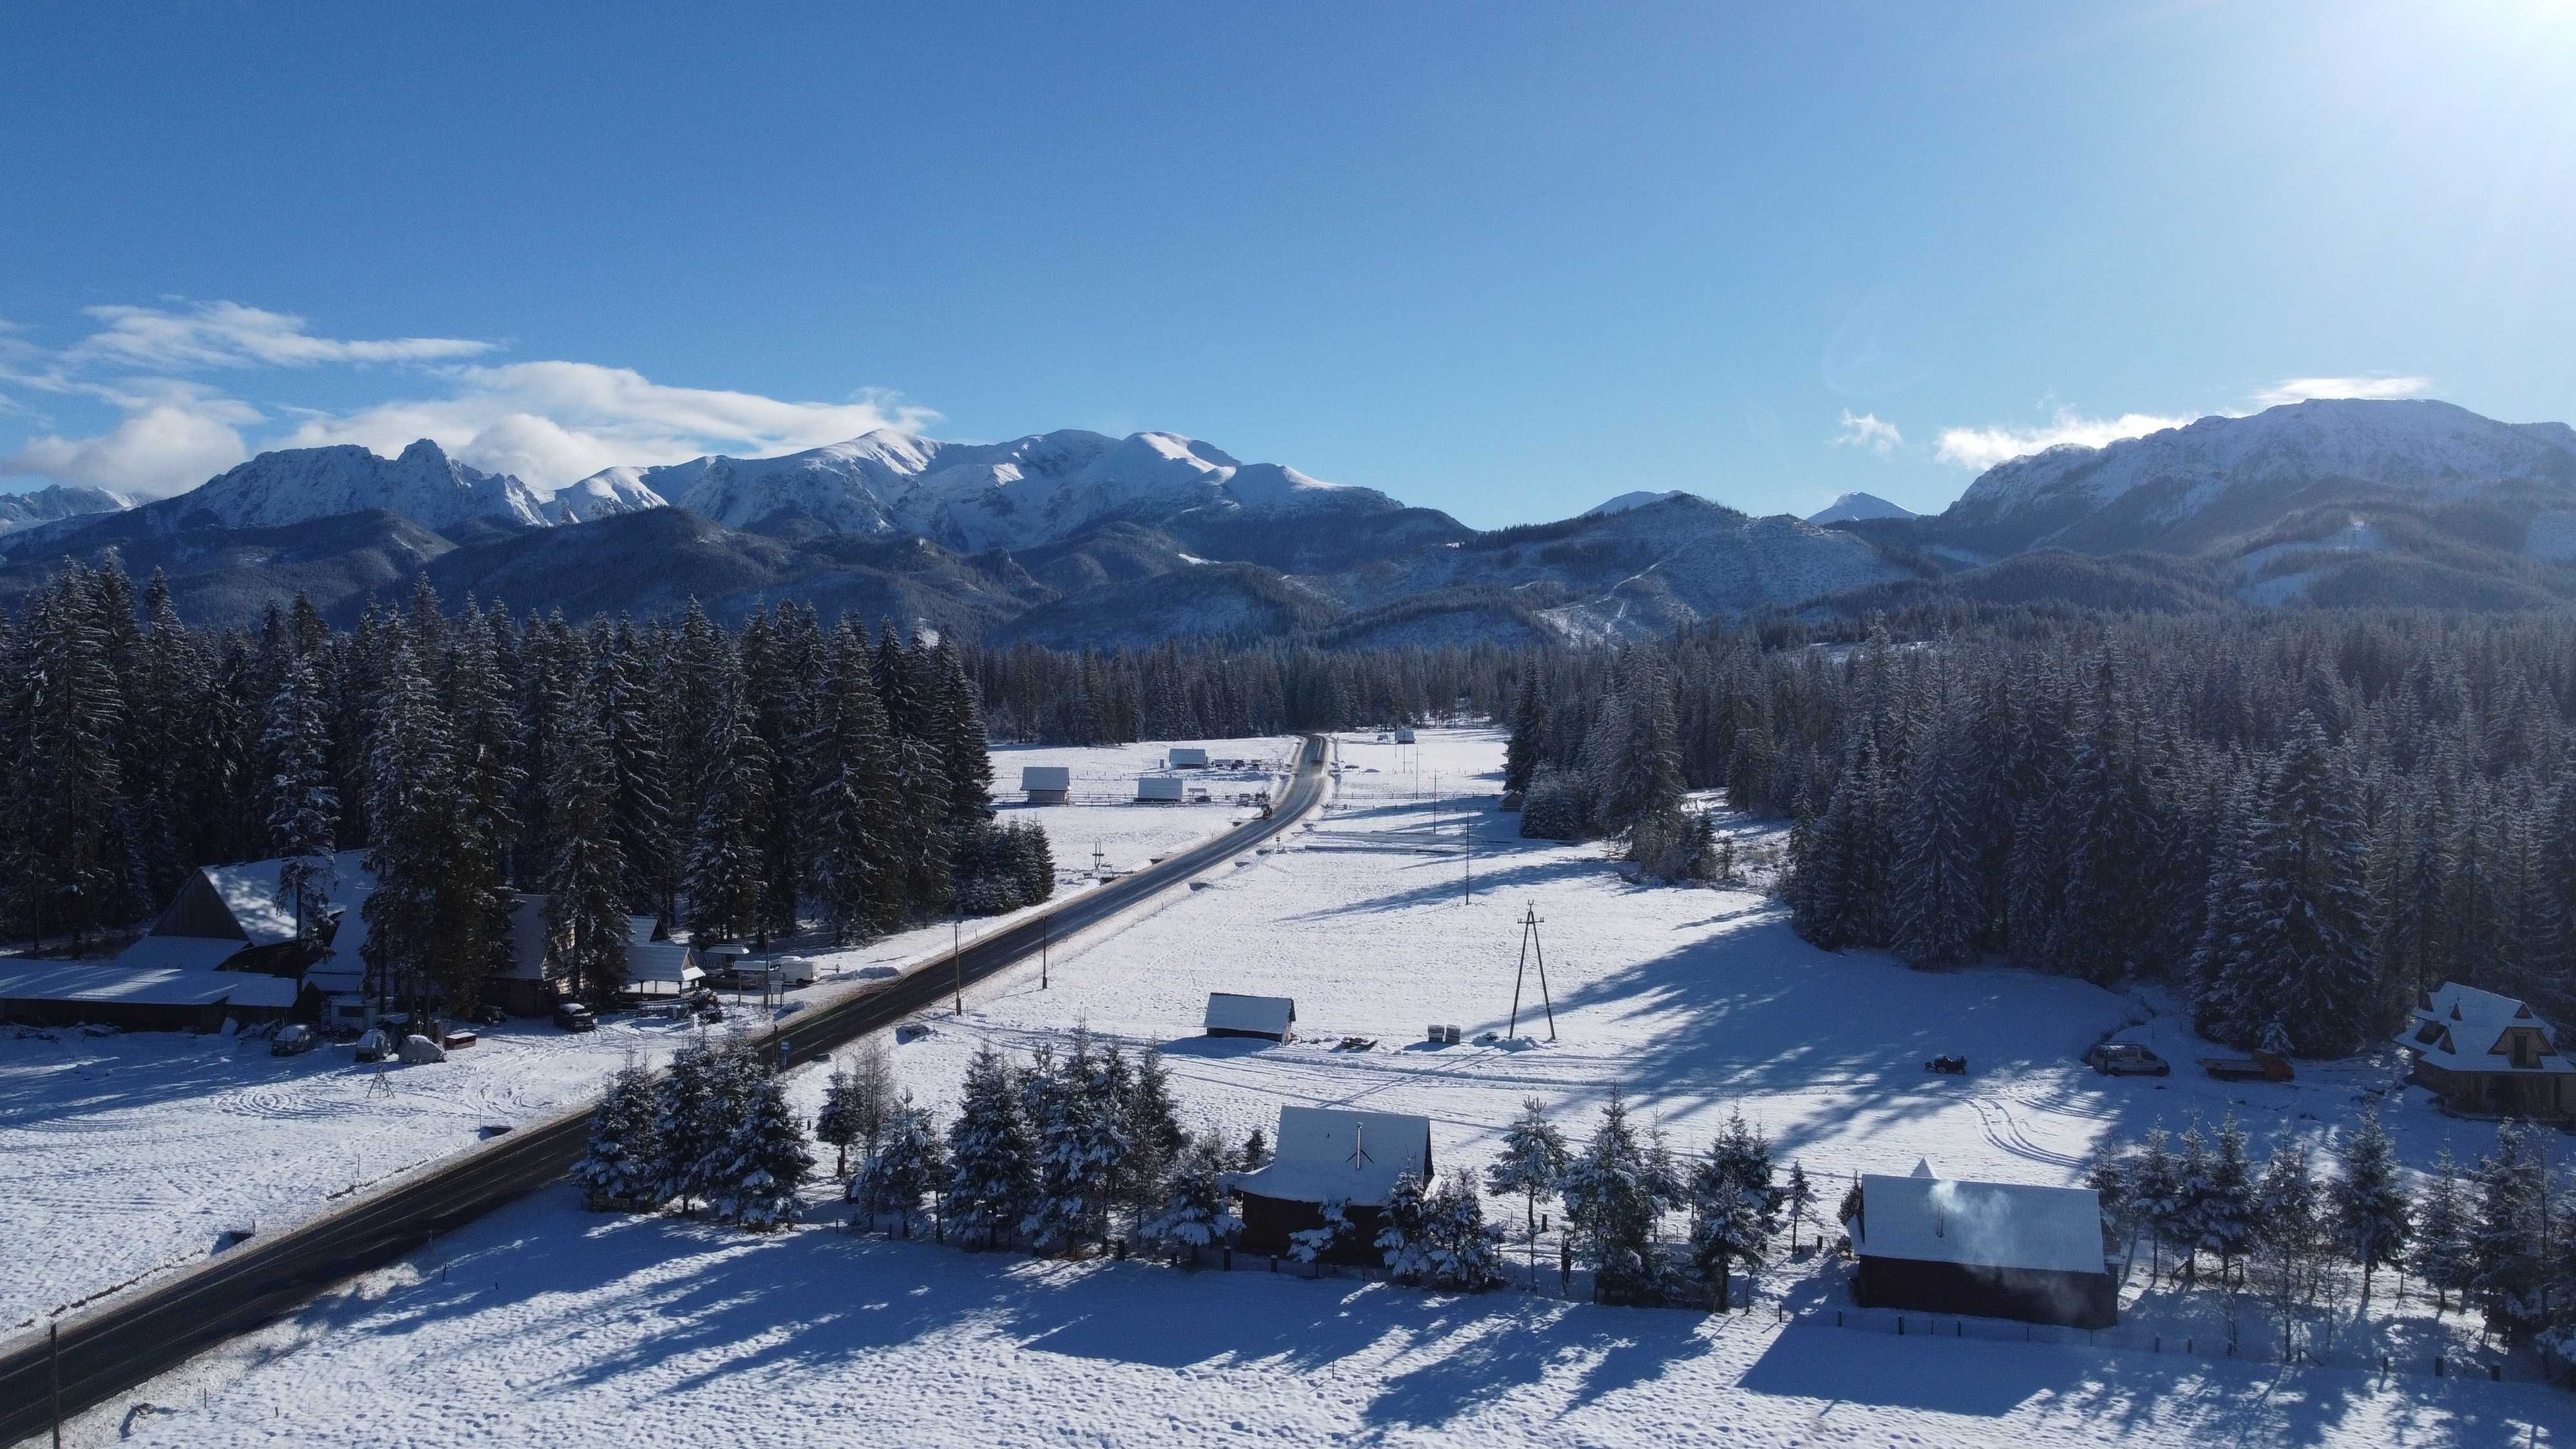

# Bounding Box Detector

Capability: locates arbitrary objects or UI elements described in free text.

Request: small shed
[1204,992,1296,1043]
[1227,1106,1434,1261]
[1167,747,1209,769]
[1021,765,1071,804]
[1136,775,1185,802]
[1392,728,1416,744]
[1850,1160,2116,1329]
[621,916,704,998]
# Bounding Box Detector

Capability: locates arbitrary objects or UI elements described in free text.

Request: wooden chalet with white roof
[1848,1159,2117,1329]
[1226,1106,1433,1262]
[2396,983,2573,1121]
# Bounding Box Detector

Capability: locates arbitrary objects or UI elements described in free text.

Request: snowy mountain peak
[0,482,133,536]
[1807,491,1918,524]
[165,439,554,534]
[1584,490,1693,517]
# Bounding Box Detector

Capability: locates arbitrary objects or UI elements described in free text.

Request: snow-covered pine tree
[1783,1160,1817,1254]
[2201,715,2377,1056]
[359,641,451,1017]
[1891,699,1987,967]
[1560,1088,1667,1305]
[1502,675,1546,795]
[2128,1124,2181,1280]
[1484,1096,1571,1289]
[2251,1139,2325,1358]
[1423,1171,1507,1291]
[2201,1112,2259,1286]
[1687,1109,1782,1311]
[1376,1170,1435,1285]
[853,1093,945,1237]
[1140,1132,1241,1264]
[543,676,627,1004]
[1024,1032,1128,1256]
[804,627,905,942]
[1287,1198,1354,1268]
[1239,1126,1271,1171]
[2410,1147,2474,1314]
[2083,1143,2134,1258]
[2328,1112,2412,1303]
[591,624,674,924]
[929,638,993,827]
[652,1043,720,1215]
[431,603,524,1017]
[685,670,774,942]
[260,650,338,944]
[945,1044,1037,1249]
[815,1061,864,1178]
[1118,1048,1186,1235]
[714,1061,813,1231]
[2470,1121,2550,1332]
[573,1061,662,1211]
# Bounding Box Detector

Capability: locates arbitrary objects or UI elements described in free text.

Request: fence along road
[0,734,1336,1443]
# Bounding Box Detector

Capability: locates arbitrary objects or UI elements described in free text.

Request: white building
[1020,765,1071,804]
[1204,992,1296,1042]
[1135,775,1185,802]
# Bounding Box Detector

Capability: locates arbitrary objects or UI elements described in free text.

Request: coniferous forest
[1506,610,2576,1057]
[0,559,1533,1014]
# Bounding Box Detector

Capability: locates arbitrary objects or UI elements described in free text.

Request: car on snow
[552,1002,596,1033]
[270,1024,318,1057]
[2085,1041,2170,1076]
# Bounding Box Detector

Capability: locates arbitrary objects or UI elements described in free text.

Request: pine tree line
[1508,612,2576,1055]
[2085,1112,2575,1348]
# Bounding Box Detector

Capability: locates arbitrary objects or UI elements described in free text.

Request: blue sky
[3,2,2570,527]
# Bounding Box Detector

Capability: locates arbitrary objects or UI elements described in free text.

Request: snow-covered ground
[33,725,2570,1446]
[0,738,1289,1332]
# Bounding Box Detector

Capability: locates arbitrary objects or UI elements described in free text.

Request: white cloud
[3,401,251,497]
[1934,409,2193,470]
[2252,375,2433,406]
[278,361,941,487]
[1830,410,1902,457]
[71,301,495,370]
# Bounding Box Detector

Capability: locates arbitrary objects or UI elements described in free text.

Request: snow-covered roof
[1855,1171,2107,1276]
[1225,1106,1431,1209]
[0,956,296,1009]
[1136,775,1184,800]
[1205,992,1294,1036]
[1167,748,1209,766]
[113,935,250,974]
[2398,983,2572,1075]
[626,941,701,985]
[1020,766,1070,791]
[196,850,373,946]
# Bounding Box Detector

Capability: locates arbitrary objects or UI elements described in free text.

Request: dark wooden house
[1850,1160,2117,1329]
[1227,1106,1432,1262]
[2396,983,2573,1121]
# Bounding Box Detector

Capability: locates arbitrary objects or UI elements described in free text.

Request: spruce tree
[544,679,629,1003]
[1484,1097,1571,1289]
[855,1095,945,1237]
[1024,1032,1128,1256]
[1560,1088,1667,1305]
[714,1063,813,1231]
[261,650,339,944]
[945,1045,1037,1249]
[686,672,774,942]
[2327,1113,2411,1303]
[1141,1133,1242,1262]
[652,1043,721,1215]
[574,1061,662,1211]
[1376,1170,1435,1284]
[2470,1121,2550,1331]
[2410,1147,2474,1314]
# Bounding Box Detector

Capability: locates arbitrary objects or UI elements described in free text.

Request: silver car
[2085,1042,2170,1077]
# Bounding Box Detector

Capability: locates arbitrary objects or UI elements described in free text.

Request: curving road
[0,734,1334,1444]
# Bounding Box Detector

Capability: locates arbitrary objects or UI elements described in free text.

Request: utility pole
[1040,911,1049,990]
[50,1320,61,1448]
[1464,799,1473,903]
[951,911,963,1016]
[1508,904,1556,1042]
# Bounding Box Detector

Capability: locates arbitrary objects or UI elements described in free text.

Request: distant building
[1227,1106,1434,1261]
[1204,992,1296,1043]
[1167,747,1209,769]
[1020,765,1071,804]
[0,956,298,1032]
[1392,728,1415,744]
[2397,983,2573,1121]
[1849,1160,2116,1329]
[486,894,569,1016]
[1135,775,1184,802]
[623,916,705,998]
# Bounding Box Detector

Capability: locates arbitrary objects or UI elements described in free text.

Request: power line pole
[1508,904,1555,1042]
[950,911,963,1016]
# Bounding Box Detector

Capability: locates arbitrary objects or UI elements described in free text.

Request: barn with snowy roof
[1226,1106,1432,1262]
[1848,1159,2117,1329]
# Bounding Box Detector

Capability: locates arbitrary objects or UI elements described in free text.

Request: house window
[2512,1033,2536,1069]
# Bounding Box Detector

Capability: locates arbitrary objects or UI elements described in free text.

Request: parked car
[353,1028,392,1062]
[2085,1042,2172,1076]
[552,1002,596,1033]
[270,1023,318,1057]
[471,1003,507,1026]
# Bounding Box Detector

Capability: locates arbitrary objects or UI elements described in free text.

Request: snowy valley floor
[0,735,1290,1332]
[16,727,2575,1446]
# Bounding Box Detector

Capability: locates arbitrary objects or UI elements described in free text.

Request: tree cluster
[575,1036,815,1231]
[1512,612,2576,1056]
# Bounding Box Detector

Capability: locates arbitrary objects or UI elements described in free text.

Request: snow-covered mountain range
[1941,399,2576,554]
[3,397,2570,635]
[602,428,1390,553]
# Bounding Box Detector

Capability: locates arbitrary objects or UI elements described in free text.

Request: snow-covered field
[16,727,2570,1446]
[0,738,1287,1332]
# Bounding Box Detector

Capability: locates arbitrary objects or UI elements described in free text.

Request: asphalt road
[0,734,1334,1444]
